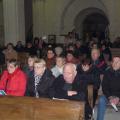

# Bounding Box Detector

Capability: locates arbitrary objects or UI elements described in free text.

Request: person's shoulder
[104,67,113,76]
[51,66,57,72]
[45,69,53,75]
[2,70,8,75]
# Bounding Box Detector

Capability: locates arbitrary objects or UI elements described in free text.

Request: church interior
[0,0,120,120]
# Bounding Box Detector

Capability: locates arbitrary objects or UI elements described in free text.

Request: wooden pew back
[0,96,85,120]
[17,52,29,68]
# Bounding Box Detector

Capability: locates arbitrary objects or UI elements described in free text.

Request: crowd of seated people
[0,34,119,120]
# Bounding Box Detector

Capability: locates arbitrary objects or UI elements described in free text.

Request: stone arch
[74,7,109,38]
[60,0,108,34]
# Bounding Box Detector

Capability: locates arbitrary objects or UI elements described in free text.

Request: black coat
[77,65,101,90]
[102,67,120,98]
[25,69,55,98]
[49,74,87,101]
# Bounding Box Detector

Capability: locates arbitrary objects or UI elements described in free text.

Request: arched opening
[74,8,109,42]
[83,13,109,41]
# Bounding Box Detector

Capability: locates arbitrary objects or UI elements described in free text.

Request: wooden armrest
[87,84,93,108]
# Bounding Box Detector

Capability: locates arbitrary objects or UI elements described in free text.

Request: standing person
[97,56,120,120]
[25,59,55,98]
[0,59,27,96]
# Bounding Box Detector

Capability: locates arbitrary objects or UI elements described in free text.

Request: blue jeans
[97,95,108,120]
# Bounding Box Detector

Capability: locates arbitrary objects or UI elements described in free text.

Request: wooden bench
[0,96,85,120]
[17,52,29,68]
[110,48,120,57]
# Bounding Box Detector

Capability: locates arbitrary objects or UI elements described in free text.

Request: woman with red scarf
[0,59,26,96]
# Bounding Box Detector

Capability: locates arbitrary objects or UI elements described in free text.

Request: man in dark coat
[50,63,91,120]
[97,56,120,120]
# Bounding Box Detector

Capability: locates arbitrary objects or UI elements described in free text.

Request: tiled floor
[93,105,120,120]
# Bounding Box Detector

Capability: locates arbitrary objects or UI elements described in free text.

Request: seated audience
[33,37,42,58]
[15,41,24,52]
[97,56,120,120]
[24,42,36,55]
[3,43,18,62]
[45,48,56,69]
[54,46,63,57]
[0,59,26,96]
[75,40,89,59]
[23,55,38,78]
[51,54,66,78]
[101,44,112,65]
[50,63,91,120]
[91,48,107,74]
[77,58,101,107]
[25,59,55,98]
[66,50,79,65]
[50,63,86,100]
[90,48,106,106]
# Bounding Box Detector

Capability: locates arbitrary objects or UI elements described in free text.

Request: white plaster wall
[0,0,4,46]
[33,0,120,43]
[3,0,25,45]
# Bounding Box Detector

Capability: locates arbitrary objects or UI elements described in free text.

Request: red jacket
[0,68,26,96]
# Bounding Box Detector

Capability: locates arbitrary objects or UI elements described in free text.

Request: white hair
[64,63,77,73]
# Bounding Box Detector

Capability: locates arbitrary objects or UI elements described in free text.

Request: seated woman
[25,59,55,98]
[45,48,56,69]
[51,54,66,78]
[66,50,79,65]
[3,43,18,62]
[0,59,27,96]
[23,55,38,78]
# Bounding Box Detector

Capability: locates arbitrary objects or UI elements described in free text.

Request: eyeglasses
[34,66,44,69]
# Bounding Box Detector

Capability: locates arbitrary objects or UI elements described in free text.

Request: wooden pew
[110,48,120,57]
[0,96,85,120]
[17,52,29,68]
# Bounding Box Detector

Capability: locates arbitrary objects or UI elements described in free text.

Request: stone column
[3,0,25,45]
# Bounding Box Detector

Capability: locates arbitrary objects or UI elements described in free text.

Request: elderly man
[50,63,92,120]
[25,59,55,98]
[97,56,120,120]
[50,63,86,100]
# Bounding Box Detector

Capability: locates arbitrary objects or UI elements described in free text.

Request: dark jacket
[50,74,87,101]
[102,67,120,98]
[25,69,55,98]
[77,65,101,90]
[91,58,107,74]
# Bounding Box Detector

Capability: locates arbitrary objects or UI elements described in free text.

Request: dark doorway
[83,13,109,41]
